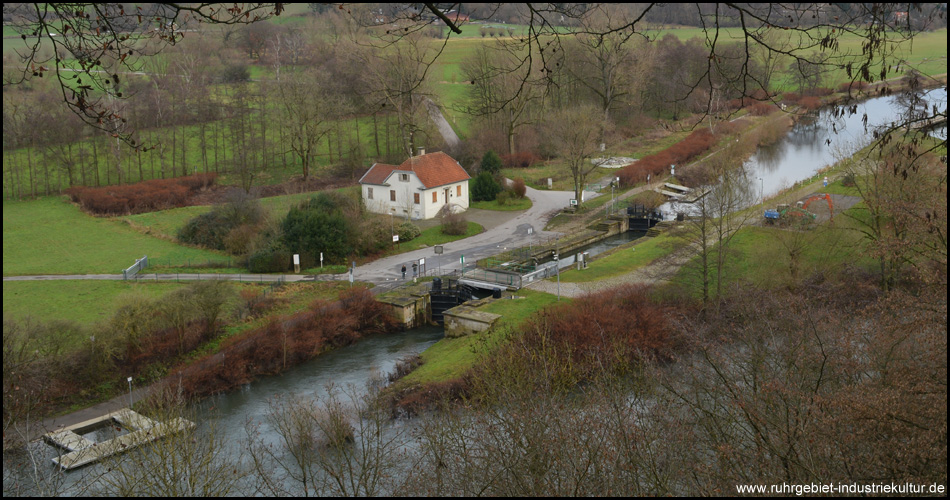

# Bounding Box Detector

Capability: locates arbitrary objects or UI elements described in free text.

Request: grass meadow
[2,196,228,276]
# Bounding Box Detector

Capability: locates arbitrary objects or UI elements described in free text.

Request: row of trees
[2,9,448,199]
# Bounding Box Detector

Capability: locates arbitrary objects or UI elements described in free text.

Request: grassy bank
[3,197,228,276]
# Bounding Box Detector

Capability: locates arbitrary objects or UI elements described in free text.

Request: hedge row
[65,173,216,215]
[169,287,398,399]
[618,128,717,185]
[501,151,541,169]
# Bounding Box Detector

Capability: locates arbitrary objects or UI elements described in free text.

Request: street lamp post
[127,376,133,409]
[758,177,764,205]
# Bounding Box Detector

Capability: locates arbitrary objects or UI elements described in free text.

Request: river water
[661,87,947,217]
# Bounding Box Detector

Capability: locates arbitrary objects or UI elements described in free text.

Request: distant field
[2,196,227,275]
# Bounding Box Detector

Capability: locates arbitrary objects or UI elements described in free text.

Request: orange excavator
[764,193,834,225]
[801,193,834,222]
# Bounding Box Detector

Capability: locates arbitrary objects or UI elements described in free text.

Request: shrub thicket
[501,151,540,168]
[171,286,398,399]
[470,171,502,202]
[65,173,216,215]
[440,206,468,235]
[480,150,503,175]
[512,178,527,198]
[177,189,264,253]
[397,221,422,242]
[617,129,717,185]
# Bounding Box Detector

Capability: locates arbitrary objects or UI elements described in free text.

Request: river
[660,87,947,217]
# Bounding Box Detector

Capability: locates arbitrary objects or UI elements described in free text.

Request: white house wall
[421,181,469,219]
[362,174,469,220]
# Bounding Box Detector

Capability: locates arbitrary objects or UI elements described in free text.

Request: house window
[399,173,409,182]
[367,188,373,200]
[390,190,396,202]
[456,185,461,197]
[432,191,438,203]
[414,193,420,204]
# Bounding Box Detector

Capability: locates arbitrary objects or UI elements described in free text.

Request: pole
[127,376,133,409]
[758,177,764,205]
[555,254,560,301]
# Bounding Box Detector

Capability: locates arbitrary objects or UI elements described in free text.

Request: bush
[396,221,422,242]
[440,207,468,235]
[177,211,232,250]
[65,174,216,216]
[221,63,250,83]
[512,177,527,198]
[799,96,822,110]
[178,189,264,252]
[748,102,776,116]
[247,250,281,273]
[480,150,503,175]
[495,190,512,206]
[501,151,540,168]
[470,171,502,202]
[617,128,717,185]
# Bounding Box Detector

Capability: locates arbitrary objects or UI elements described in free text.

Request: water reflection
[661,87,946,218]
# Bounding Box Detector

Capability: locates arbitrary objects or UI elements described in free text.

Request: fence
[461,267,523,289]
[147,256,246,270]
[131,273,287,283]
[122,255,148,280]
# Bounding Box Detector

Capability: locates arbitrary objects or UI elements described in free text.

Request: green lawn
[3,197,228,276]
[124,187,362,240]
[378,222,484,259]
[396,289,564,385]
[2,280,185,328]
[558,232,678,283]
[470,196,532,211]
[671,213,874,294]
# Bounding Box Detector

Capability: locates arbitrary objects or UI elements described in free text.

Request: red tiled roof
[359,152,470,189]
[358,163,399,185]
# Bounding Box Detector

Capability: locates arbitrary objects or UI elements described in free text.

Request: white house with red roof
[359,149,471,220]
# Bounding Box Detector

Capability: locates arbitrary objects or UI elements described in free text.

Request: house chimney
[417,147,425,156]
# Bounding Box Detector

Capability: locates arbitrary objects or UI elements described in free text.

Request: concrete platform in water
[43,408,195,471]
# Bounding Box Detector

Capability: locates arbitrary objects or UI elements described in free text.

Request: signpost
[434,246,443,276]
[320,252,323,270]
[293,254,300,273]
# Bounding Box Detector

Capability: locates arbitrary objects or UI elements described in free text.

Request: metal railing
[122,255,148,280]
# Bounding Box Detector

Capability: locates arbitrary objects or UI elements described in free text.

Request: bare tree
[462,43,542,155]
[544,105,602,206]
[4,3,284,146]
[277,69,340,181]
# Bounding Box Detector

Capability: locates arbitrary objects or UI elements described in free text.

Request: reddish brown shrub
[804,87,834,97]
[65,174,217,215]
[618,128,717,185]
[170,286,398,400]
[527,285,678,372]
[799,96,822,110]
[748,102,776,116]
[512,178,527,198]
[501,151,540,168]
[783,92,801,104]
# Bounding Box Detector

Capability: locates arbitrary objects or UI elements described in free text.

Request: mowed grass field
[2,196,227,276]
[2,280,186,327]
